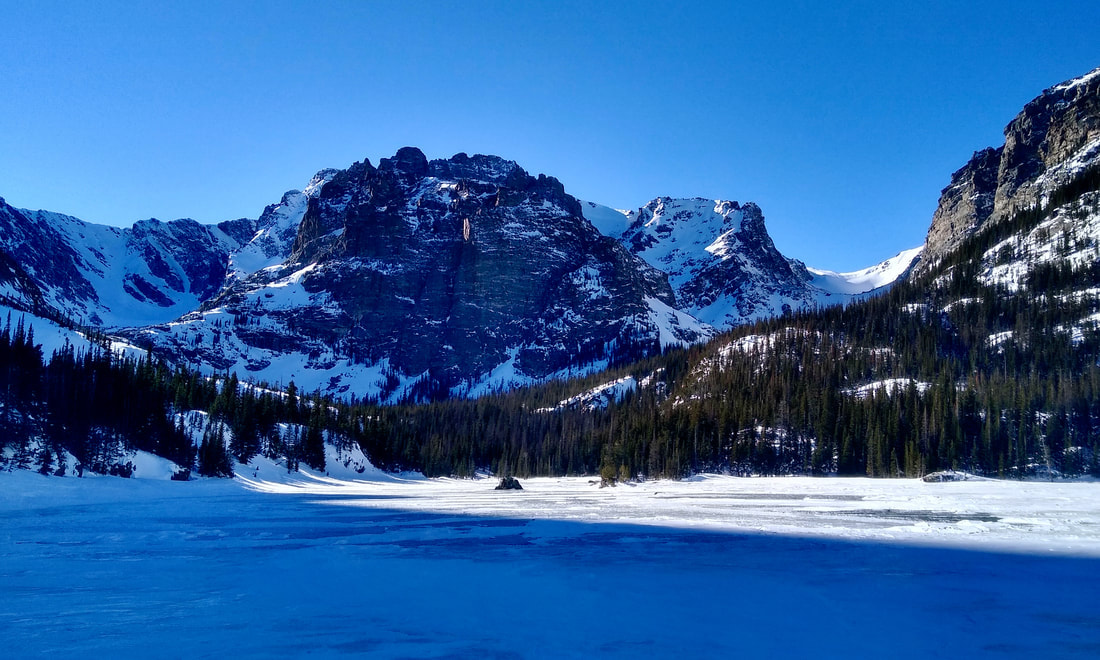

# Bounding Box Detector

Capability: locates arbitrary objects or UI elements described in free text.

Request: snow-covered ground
[246,473,1100,557]
[2,472,1099,658]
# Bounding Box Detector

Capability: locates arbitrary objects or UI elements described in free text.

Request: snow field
[2,472,1099,658]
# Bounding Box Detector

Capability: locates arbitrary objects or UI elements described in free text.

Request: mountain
[126,149,715,400]
[585,197,919,327]
[353,67,1100,482]
[1,163,916,403]
[3,65,1100,481]
[0,197,255,327]
[0,150,916,402]
[920,67,1100,272]
[806,246,924,295]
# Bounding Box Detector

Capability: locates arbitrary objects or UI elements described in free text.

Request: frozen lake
[2,472,1099,658]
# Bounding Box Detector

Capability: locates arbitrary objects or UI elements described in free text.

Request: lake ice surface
[2,472,1099,658]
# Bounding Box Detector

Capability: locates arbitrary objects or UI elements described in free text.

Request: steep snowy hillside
[580,200,635,238]
[227,170,336,281]
[0,198,255,327]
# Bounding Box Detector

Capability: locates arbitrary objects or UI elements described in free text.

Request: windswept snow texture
[808,245,924,295]
[2,474,1100,659]
[581,200,636,238]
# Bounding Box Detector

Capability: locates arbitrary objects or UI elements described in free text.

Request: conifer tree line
[0,318,334,478]
[1,162,1099,480]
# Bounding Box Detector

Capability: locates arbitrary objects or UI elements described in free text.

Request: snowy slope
[622,198,743,292]
[808,245,924,295]
[580,200,636,238]
[19,210,245,327]
[0,195,255,329]
[0,302,146,361]
[227,170,335,281]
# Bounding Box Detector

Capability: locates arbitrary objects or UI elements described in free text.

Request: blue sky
[1,1,1097,270]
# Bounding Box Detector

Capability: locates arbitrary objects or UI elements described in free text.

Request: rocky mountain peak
[919,66,1100,271]
[427,152,521,185]
[1,141,922,402]
[997,67,1100,206]
[133,148,700,400]
[379,146,430,178]
[614,197,819,327]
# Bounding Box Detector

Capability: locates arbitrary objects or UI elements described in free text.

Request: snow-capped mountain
[807,246,924,296]
[584,197,920,328]
[123,149,717,400]
[0,198,255,327]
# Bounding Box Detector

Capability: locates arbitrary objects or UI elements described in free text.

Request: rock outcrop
[919,67,1100,271]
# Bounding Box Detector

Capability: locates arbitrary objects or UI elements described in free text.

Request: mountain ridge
[0,148,916,401]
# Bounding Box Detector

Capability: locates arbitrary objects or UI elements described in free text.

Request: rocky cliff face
[131,149,708,400]
[923,147,1002,264]
[921,67,1100,270]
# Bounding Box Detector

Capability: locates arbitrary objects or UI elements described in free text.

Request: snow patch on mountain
[1050,66,1100,93]
[643,296,716,346]
[844,378,931,399]
[536,375,638,413]
[581,200,636,238]
[808,246,923,295]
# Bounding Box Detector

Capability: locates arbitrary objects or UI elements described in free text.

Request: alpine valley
[2,67,1100,482]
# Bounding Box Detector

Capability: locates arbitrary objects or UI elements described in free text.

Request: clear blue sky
[2,1,1098,270]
